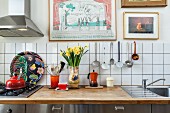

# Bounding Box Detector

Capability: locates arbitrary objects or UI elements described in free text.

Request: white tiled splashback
[1,42,170,86]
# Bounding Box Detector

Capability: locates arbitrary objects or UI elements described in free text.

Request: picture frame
[121,0,167,8]
[48,0,117,41]
[123,12,159,40]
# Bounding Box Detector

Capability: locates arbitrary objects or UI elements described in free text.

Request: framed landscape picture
[121,0,167,7]
[49,0,117,41]
[123,12,159,40]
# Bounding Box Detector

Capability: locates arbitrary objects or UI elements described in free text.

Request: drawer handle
[115,106,125,111]
[52,106,62,111]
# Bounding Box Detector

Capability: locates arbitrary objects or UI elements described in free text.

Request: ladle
[110,42,114,65]
[92,42,100,67]
[132,41,139,60]
[116,41,123,68]
[125,42,133,68]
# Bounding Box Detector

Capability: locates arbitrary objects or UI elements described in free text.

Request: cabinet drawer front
[0,104,25,113]
[26,104,63,113]
[89,104,151,113]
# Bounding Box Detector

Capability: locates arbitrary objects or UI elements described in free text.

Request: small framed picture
[123,12,159,40]
[121,0,167,8]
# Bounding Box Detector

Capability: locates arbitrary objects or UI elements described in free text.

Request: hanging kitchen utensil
[92,42,100,67]
[10,51,45,84]
[59,61,65,73]
[110,42,114,65]
[125,42,133,68]
[101,47,109,70]
[132,41,139,60]
[116,41,123,68]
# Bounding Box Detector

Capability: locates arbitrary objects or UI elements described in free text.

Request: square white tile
[111,65,121,74]
[58,43,68,53]
[143,54,152,64]
[68,42,78,48]
[79,65,89,74]
[100,42,110,54]
[0,64,4,74]
[5,75,10,82]
[164,54,170,64]
[122,67,131,74]
[37,43,46,53]
[164,43,170,53]
[132,65,142,74]
[0,75,5,83]
[100,68,110,75]
[153,43,163,53]
[26,43,36,52]
[46,75,51,85]
[100,75,108,85]
[5,43,15,53]
[59,75,69,83]
[164,75,170,85]
[143,65,152,74]
[79,75,89,85]
[122,75,131,85]
[164,65,170,74]
[47,43,57,53]
[153,54,163,64]
[0,54,4,63]
[16,43,26,53]
[113,42,118,54]
[0,43,4,53]
[153,65,163,74]
[47,54,57,64]
[143,43,152,53]
[5,54,16,63]
[132,75,142,85]
[80,54,89,65]
[5,64,10,75]
[112,75,121,85]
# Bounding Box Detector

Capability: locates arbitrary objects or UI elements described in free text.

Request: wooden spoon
[132,41,139,60]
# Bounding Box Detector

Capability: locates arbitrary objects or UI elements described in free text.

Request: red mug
[58,83,67,90]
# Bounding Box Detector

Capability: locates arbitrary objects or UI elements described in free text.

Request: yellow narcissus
[60,45,88,67]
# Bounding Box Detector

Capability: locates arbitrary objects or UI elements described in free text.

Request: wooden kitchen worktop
[0,86,170,104]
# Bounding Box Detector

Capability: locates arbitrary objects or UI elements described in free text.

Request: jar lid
[106,77,114,80]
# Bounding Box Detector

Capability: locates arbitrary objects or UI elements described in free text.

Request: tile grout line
[3,43,5,83]
[46,43,47,85]
[142,43,143,81]
[152,43,153,83]
[163,43,165,85]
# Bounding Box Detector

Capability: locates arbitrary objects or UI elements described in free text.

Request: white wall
[0,0,170,42]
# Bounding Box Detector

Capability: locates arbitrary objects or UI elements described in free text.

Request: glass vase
[68,66,80,88]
